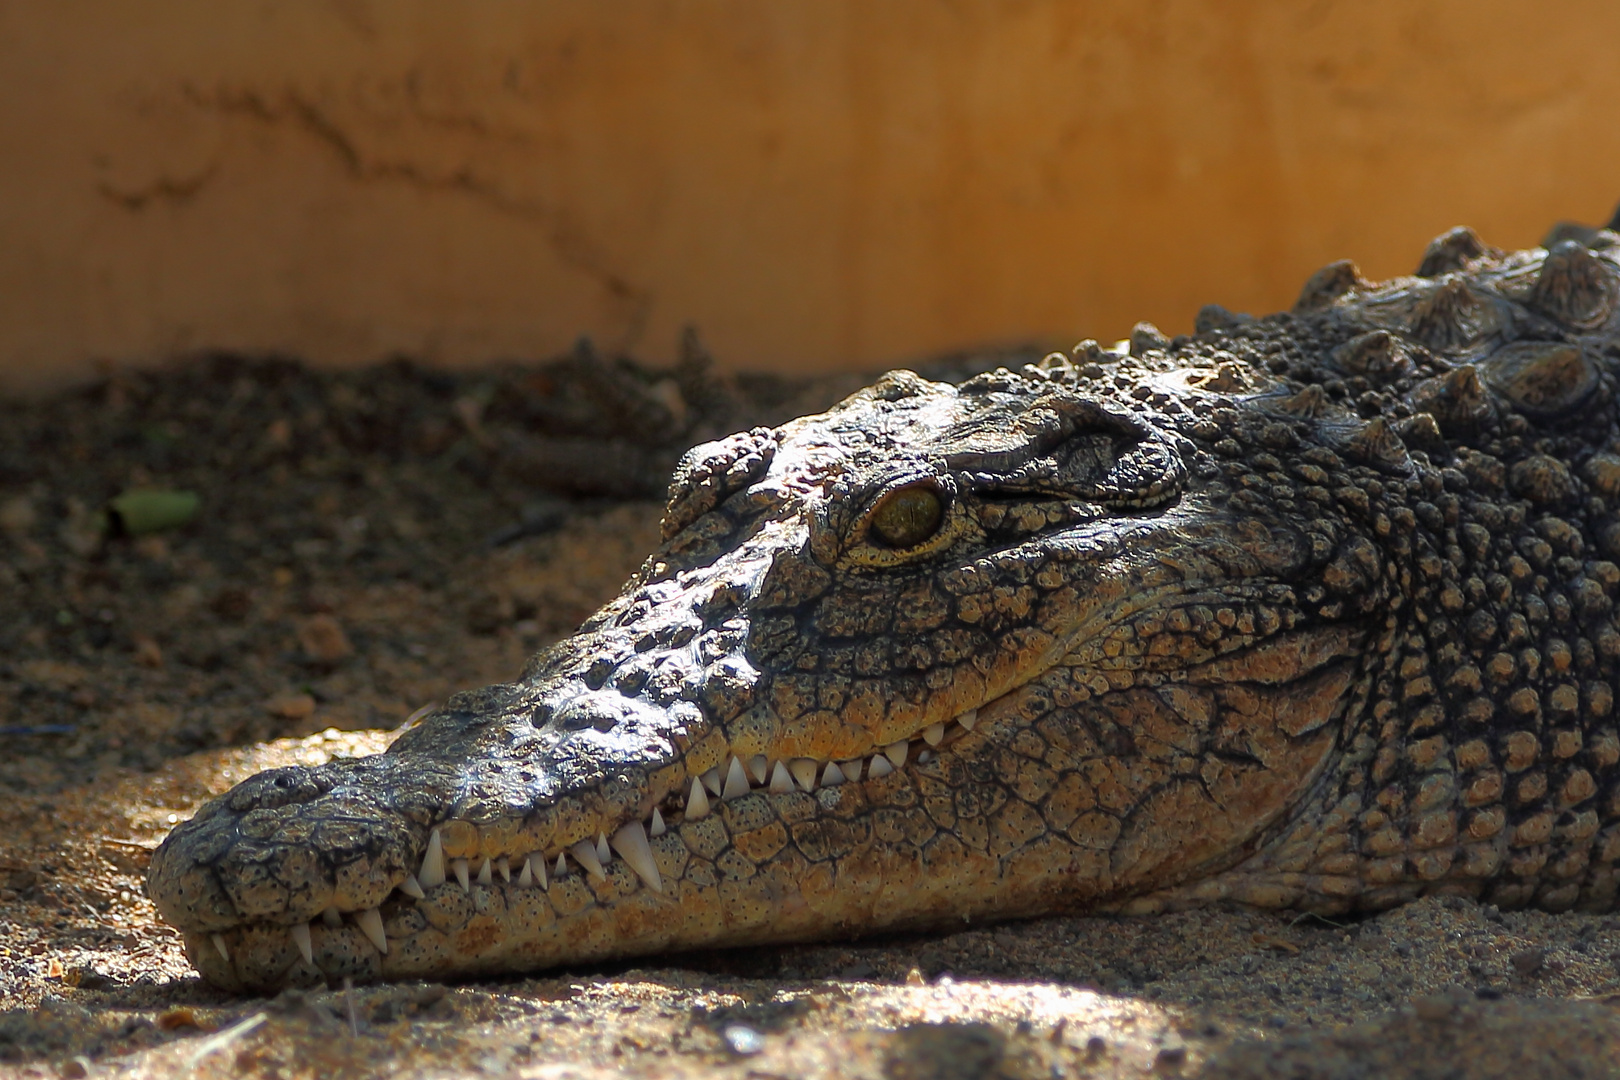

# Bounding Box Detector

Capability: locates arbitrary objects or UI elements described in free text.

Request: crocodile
[150,219,1620,993]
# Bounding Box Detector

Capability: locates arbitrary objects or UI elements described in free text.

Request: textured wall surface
[2,1,1619,392]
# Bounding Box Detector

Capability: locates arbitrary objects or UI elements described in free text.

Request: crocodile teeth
[476,858,493,886]
[570,839,606,880]
[496,857,511,883]
[650,807,667,837]
[789,758,819,792]
[212,934,229,962]
[868,755,894,778]
[533,853,549,890]
[917,748,936,765]
[747,754,769,784]
[418,828,446,889]
[686,776,712,819]
[821,761,847,786]
[517,857,534,888]
[768,761,795,793]
[595,832,612,866]
[399,874,426,900]
[291,922,313,965]
[609,821,663,892]
[701,768,723,797]
[321,906,343,929]
[452,858,470,892]
[355,908,388,955]
[841,758,863,782]
[884,741,909,768]
[722,756,751,800]
[555,853,568,880]
[957,708,978,731]
[923,723,945,746]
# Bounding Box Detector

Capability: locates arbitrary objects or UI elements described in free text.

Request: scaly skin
[151,223,1620,992]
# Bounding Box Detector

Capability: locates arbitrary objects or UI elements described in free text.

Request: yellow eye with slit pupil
[869,485,944,548]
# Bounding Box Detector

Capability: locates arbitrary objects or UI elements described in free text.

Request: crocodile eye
[869,484,944,548]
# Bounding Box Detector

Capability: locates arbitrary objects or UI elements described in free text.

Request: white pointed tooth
[212,934,229,962]
[321,906,343,928]
[399,874,426,900]
[533,853,549,890]
[923,723,945,746]
[355,908,388,955]
[686,776,712,819]
[820,760,847,786]
[722,756,751,799]
[957,708,978,732]
[768,761,795,793]
[747,755,769,784]
[570,839,606,880]
[595,832,612,866]
[840,758,863,783]
[609,821,663,892]
[555,852,568,879]
[868,755,893,778]
[452,858,470,892]
[496,857,511,883]
[418,828,446,889]
[517,857,534,888]
[291,922,314,965]
[884,741,908,768]
[917,748,936,764]
[789,758,819,792]
[650,807,667,837]
[701,768,723,797]
[476,858,493,886]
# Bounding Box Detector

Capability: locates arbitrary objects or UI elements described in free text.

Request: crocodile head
[151,342,1403,991]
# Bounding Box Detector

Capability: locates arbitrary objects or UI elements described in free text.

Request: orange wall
[2,1,1619,393]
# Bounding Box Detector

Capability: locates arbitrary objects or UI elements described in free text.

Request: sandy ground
[6,357,1620,1078]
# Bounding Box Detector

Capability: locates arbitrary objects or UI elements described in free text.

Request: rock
[108,489,199,536]
[1510,948,1545,977]
[131,634,163,669]
[299,614,353,665]
[1410,994,1454,1020]
[722,1024,764,1056]
[265,693,317,721]
[0,495,36,534]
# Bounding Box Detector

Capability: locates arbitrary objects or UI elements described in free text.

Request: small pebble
[132,634,163,669]
[723,1023,764,1056]
[265,693,317,721]
[1510,948,1545,977]
[0,495,36,534]
[299,614,354,664]
[1411,994,1454,1020]
[1156,1044,1187,1066]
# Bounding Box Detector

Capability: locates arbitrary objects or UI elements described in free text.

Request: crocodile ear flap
[661,428,778,540]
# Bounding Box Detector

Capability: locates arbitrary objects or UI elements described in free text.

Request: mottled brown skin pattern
[150,225,1620,993]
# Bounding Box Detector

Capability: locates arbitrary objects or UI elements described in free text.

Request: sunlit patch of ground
[7,727,1620,1078]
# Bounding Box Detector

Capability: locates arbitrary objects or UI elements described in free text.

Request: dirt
[5,354,1620,1078]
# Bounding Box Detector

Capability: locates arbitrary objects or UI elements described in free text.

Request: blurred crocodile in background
[149,210,1620,993]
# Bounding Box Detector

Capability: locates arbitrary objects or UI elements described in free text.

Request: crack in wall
[111,81,654,353]
[97,161,221,210]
